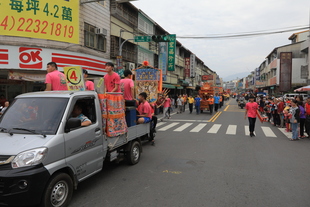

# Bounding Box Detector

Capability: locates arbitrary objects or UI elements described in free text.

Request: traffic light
[152,35,171,42]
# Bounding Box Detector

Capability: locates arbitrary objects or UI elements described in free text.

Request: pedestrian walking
[214,93,220,112]
[208,95,214,115]
[244,95,258,137]
[194,95,202,115]
[188,95,194,114]
[177,95,183,114]
[305,97,310,138]
[298,101,306,138]
[161,95,171,121]
[289,100,300,141]
[182,94,187,112]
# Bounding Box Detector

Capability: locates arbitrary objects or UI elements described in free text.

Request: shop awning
[186,86,195,90]
[162,84,175,89]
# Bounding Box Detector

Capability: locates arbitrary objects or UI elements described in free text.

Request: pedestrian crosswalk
[156,122,287,138]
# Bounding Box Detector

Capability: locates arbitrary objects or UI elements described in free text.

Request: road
[69,99,310,207]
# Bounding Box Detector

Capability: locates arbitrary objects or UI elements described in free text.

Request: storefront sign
[8,70,45,82]
[0,45,109,76]
[158,42,167,81]
[63,66,85,91]
[0,0,79,44]
[202,75,213,81]
[184,57,190,78]
[167,34,176,71]
[190,54,196,78]
[279,52,292,92]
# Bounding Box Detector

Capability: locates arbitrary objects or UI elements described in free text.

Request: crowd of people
[248,94,310,141]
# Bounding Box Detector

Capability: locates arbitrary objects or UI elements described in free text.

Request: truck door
[63,97,104,181]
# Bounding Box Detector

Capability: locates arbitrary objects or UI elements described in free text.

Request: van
[283,93,308,100]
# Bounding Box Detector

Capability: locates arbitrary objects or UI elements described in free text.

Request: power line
[177,26,310,39]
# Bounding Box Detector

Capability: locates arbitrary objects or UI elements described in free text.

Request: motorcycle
[238,100,245,109]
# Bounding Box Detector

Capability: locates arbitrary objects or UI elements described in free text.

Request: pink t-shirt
[120,78,134,100]
[163,98,171,108]
[45,70,67,91]
[85,80,95,90]
[104,72,121,92]
[138,101,152,119]
[245,102,258,118]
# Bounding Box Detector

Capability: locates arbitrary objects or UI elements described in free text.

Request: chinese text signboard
[134,36,151,42]
[190,54,196,78]
[184,57,190,78]
[202,75,213,81]
[0,0,79,44]
[63,66,85,91]
[158,42,167,81]
[167,34,176,71]
[279,52,292,92]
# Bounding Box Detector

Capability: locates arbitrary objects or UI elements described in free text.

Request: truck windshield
[0,97,69,135]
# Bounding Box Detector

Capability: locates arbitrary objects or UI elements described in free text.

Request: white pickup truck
[0,91,155,207]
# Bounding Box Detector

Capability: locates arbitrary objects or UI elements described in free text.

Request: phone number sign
[0,0,79,44]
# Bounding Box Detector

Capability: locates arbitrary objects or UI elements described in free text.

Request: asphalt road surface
[69,99,310,207]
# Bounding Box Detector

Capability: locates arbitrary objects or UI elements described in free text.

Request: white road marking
[261,126,277,137]
[169,119,209,122]
[158,122,180,131]
[245,126,250,136]
[226,125,237,135]
[174,123,193,132]
[207,124,221,134]
[156,122,167,127]
[278,128,292,139]
[190,123,207,132]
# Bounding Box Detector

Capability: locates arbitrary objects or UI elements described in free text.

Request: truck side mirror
[65,118,81,133]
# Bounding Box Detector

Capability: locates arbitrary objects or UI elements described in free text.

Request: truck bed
[106,123,150,150]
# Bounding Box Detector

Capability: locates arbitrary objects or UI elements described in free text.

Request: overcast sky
[132,0,310,81]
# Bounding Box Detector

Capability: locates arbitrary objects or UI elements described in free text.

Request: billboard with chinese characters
[279,52,292,92]
[0,0,79,44]
[184,57,190,78]
[158,42,167,81]
[190,54,196,78]
[202,75,213,81]
[167,34,176,71]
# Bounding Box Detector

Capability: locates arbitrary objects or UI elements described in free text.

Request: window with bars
[84,23,107,52]
[301,65,309,79]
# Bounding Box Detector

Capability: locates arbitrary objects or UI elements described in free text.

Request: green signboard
[167,34,176,71]
[134,36,151,42]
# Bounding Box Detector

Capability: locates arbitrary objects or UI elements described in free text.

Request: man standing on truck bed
[120,69,134,100]
[137,92,152,124]
[83,69,95,91]
[45,62,67,91]
[104,62,121,93]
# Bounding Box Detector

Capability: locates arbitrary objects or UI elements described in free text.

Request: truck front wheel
[127,141,141,165]
[41,173,73,207]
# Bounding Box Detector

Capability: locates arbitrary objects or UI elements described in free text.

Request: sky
[132,0,310,81]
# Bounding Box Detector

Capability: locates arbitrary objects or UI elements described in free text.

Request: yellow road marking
[208,112,219,122]
[224,105,230,111]
[212,111,222,122]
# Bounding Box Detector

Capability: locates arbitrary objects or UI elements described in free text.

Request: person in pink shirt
[120,69,134,100]
[137,92,152,124]
[161,95,171,121]
[104,62,121,92]
[45,62,67,91]
[244,95,259,137]
[83,69,95,91]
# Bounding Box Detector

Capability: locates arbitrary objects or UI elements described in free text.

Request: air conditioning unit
[126,63,135,71]
[95,28,108,36]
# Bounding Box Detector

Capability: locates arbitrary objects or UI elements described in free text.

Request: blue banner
[158,42,167,81]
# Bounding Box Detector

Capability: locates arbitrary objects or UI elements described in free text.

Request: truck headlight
[11,148,48,169]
